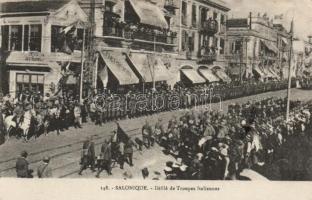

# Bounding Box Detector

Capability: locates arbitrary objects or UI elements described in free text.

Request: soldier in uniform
[96,140,112,178]
[78,137,96,175]
[16,151,33,178]
[142,120,153,148]
[124,138,137,167]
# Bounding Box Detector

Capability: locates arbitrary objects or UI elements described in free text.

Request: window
[181,30,188,51]
[181,1,187,26]
[1,24,41,51]
[10,25,23,51]
[51,25,83,52]
[16,73,44,96]
[29,25,42,51]
[213,12,218,20]
[1,25,9,50]
[191,4,197,27]
[220,38,225,54]
[232,40,242,54]
[188,32,195,52]
[51,26,63,52]
[221,14,225,25]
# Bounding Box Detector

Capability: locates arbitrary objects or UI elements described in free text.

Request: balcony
[198,47,217,63]
[200,19,219,35]
[102,23,177,48]
[164,0,178,12]
[124,28,177,46]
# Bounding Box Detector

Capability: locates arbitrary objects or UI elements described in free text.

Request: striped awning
[215,70,231,83]
[198,69,220,82]
[99,51,139,85]
[261,40,278,54]
[127,54,170,82]
[253,66,266,78]
[180,69,206,84]
[128,0,168,29]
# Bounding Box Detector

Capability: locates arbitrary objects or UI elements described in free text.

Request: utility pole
[79,28,86,103]
[153,34,156,91]
[286,19,294,122]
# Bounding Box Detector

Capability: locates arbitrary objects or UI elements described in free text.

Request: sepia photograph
[1,1,312,195]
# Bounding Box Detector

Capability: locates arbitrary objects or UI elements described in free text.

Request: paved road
[0,89,311,179]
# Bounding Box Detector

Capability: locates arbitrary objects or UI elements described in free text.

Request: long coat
[100,142,112,161]
[16,157,29,178]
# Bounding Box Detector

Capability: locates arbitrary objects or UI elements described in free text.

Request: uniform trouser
[96,159,112,176]
[142,135,151,148]
[118,154,125,169]
[124,153,133,166]
[79,156,95,174]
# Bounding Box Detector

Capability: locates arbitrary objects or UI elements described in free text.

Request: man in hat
[142,120,153,148]
[96,140,112,178]
[78,136,96,175]
[16,151,33,178]
[37,156,52,178]
[124,138,137,167]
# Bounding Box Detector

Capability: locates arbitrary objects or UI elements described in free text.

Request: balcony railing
[124,30,177,45]
[103,26,123,38]
[198,47,217,63]
[200,19,219,35]
[164,0,178,10]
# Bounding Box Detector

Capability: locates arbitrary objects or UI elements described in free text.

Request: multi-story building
[293,36,312,77]
[170,0,231,85]
[226,13,292,82]
[0,0,88,98]
[79,0,231,92]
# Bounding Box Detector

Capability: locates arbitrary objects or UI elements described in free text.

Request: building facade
[0,0,88,98]
[79,0,231,92]
[293,36,312,77]
[226,13,292,82]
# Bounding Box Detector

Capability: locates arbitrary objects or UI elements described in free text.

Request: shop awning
[66,75,77,85]
[128,0,168,29]
[281,38,288,45]
[269,68,280,79]
[215,70,231,83]
[99,51,139,85]
[261,40,278,54]
[127,54,170,82]
[198,69,220,82]
[262,68,275,78]
[180,69,206,84]
[253,66,266,78]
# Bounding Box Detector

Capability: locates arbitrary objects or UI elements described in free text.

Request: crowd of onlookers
[0,80,292,143]
[155,97,312,180]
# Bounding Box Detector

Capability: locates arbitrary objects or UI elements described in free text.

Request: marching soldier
[96,140,112,178]
[78,137,96,175]
[124,138,137,167]
[142,120,153,148]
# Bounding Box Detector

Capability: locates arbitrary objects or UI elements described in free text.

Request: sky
[0,0,312,39]
[226,0,312,40]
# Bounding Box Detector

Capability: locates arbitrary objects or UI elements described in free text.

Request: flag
[290,19,294,35]
[116,123,129,143]
[61,25,74,34]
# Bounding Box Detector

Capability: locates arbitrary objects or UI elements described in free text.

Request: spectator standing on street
[74,102,82,128]
[37,156,52,178]
[16,151,33,178]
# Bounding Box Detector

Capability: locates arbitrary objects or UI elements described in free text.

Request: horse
[4,115,18,140]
